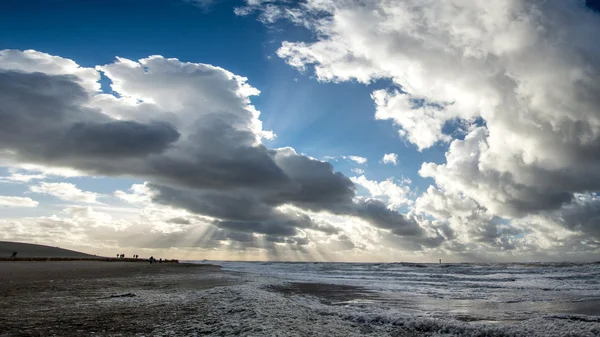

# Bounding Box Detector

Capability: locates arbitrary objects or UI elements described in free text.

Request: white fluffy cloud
[381,153,398,165]
[114,183,154,204]
[30,182,100,204]
[343,155,367,164]
[245,0,600,252]
[0,196,38,208]
[230,0,600,259]
[351,175,411,209]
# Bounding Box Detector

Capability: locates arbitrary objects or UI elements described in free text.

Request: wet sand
[0,261,236,336]
[269,282,379,305]
[269,281,600,324]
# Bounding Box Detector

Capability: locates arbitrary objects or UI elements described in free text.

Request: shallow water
[204,261,600,328]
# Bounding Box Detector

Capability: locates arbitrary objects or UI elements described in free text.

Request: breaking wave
[179,261,600,336]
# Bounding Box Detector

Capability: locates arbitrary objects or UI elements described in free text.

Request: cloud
[149,147,426,240]
[0,70,180,165]
[351,175,411,209]
[114,183,153,204]
[0,169,46,183]
[233,0,295,24]
[343,155,367,164]
[351,168,364,174]
[353,198,422,236]
[381,153,398,165]
[29,182,100,204]
[0,196,38,208]
[0,49,430,249]
[0,49,100,92]
[371,90,453,150]
[549,193,600,240]
[249,0,600,246]
[328,234,356,251]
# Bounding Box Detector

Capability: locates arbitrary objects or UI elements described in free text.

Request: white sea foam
[162,261,600,336]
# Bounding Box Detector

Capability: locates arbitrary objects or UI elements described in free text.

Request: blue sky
[1,0,599,261]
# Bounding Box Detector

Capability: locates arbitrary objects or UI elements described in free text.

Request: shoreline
[0,261,234,336]
[0,257,181,263]
[2,260,600,336]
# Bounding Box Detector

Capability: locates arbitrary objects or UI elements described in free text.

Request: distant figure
[439,259,442,264]
[117,254,120,258]
[134,254,138,259]
[149,256,154,264]
[159,258,162,263]
[120,254,125,259]
[10,252,17,258]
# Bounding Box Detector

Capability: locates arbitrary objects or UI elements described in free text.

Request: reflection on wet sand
[270,281,600,324]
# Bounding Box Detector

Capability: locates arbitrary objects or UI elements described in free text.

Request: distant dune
[0,241,96,259]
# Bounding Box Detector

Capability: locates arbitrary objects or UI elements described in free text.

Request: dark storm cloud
[61,121,179,157]
[149,115,290,190]
[555,196,600,240]
[352,199,423,236]
[0,70,180,161]
[149,185,277,222]
[167,217,191,225]
[270,150,356,209]
[215,219,303,236]
[150,167,425,240]
[149,149,424,240]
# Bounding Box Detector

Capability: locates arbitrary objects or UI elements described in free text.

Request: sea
[185,261,600,336]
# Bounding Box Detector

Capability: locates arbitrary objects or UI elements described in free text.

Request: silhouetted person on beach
[159,258,162,263]
[149,256,154,264]
[10,252,17,258]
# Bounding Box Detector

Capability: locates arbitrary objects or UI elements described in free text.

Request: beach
[2,260,600,336]
[0,261,233,336]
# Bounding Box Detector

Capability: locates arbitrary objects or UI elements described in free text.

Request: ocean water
[187,261,600,336]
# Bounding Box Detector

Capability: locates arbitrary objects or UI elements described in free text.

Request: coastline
[0,261,235,336]
[2,260,600,336]
[0,257,178,263]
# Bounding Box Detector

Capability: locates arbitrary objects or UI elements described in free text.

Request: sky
[0,0,599,262]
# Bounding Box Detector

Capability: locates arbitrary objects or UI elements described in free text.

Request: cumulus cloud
[351,175,411,209]
[381,153,398,165]
[245,0,600,251]
[0,49,430,252]
[0,196,39,208]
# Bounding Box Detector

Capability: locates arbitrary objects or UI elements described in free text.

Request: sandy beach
[0,261,234,336]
